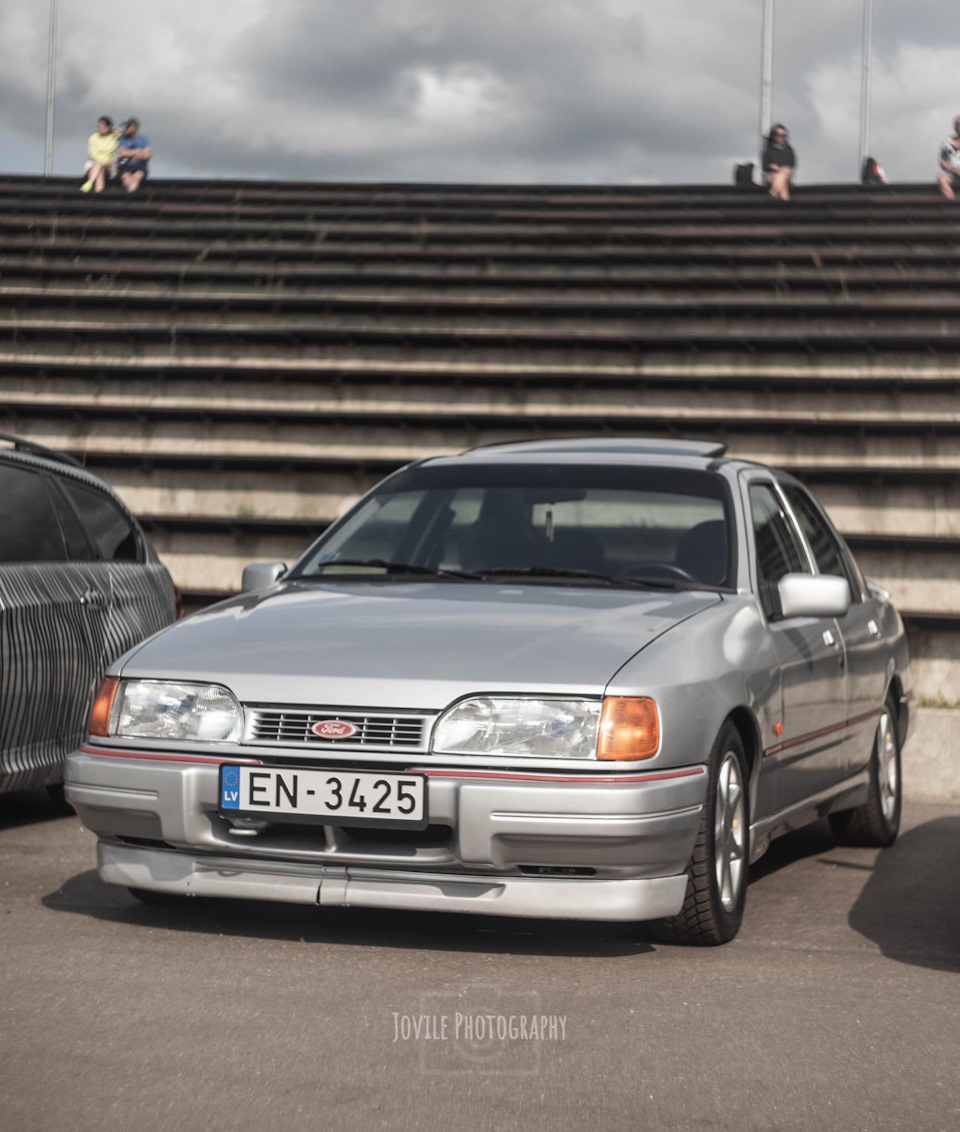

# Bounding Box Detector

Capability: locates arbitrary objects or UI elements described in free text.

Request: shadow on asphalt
[841,816,960,973]
[0,788,74,832]
[748,817,838,882]
[750,814,960,973]
[42,868,656,958]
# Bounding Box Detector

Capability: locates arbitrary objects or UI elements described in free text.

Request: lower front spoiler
[98,841,690,923]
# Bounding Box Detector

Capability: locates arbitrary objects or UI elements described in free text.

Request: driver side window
[749,483,808,619]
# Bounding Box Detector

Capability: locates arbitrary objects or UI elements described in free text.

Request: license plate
[219,765,427,828]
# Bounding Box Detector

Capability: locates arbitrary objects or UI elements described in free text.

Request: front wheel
[830,697,901,847]
[654,722,750,946]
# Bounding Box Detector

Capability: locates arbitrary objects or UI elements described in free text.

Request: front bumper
[66,747,707,922]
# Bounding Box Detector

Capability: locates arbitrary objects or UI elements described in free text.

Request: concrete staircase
[2,174,959,699]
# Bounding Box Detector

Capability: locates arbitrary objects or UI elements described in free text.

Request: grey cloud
[1,0,959,185]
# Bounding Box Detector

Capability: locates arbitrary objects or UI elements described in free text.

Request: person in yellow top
[81,117,120,193]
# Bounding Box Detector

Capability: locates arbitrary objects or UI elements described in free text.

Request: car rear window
[295,463,735,589]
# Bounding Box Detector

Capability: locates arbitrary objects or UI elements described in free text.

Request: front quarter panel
[605,595,780,821]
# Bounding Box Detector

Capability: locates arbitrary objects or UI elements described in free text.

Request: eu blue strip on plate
[221,765,241,809]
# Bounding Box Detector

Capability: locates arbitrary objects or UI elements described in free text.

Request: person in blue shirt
[116,118,152,193]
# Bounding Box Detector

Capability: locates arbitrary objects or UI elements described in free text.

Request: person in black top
[937,117,960,200]
[763,124,796,201]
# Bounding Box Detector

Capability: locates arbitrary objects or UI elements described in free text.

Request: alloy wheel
[876,710,899,822]
[714,751,746,913]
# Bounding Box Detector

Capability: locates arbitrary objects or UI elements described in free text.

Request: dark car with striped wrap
[0,436,177,799]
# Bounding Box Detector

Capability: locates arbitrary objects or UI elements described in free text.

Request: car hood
[120,581,722,709]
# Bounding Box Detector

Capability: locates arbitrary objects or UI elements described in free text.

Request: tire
[829,695,901,848]
[127,888,192,906]
[654,721,750,946]
[46,784,75,815]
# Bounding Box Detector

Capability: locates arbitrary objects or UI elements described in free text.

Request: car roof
[0,436,134,510]
[419,436,762,473]
[464,437,729,460]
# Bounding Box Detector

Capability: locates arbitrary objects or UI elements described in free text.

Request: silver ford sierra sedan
[65,438,911,945]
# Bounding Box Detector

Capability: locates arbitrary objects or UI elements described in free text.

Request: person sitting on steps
[81,116,119,193]
[116,118,152,194]
[763,124,796,201]
[937,118,960,200]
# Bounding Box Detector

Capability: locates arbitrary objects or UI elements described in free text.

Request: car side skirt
[748,768,871,863]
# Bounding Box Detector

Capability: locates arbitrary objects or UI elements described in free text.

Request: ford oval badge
[311,719,358,740]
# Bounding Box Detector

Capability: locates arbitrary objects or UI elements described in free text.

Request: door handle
[823,628,844,667]
[80,589,106,608]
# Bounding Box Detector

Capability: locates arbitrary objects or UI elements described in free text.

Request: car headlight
[89,678,243,743]
[432,697,602,759]
[431,696,660,761]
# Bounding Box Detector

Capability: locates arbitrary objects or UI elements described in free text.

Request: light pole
[858,0,874,178]
[759,0,775,167]
[44,0,59,177]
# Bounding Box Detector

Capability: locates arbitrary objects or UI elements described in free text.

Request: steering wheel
[622,561,698,583]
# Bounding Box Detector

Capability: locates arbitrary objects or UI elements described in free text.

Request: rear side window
[60,480,139,562]
[48,481,95,560]
[782,483,862,602]
[750,483,807,618]
[0,464,66,563]
[782,485,845,576]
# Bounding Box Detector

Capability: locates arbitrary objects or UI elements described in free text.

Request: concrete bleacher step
[12,283,960,312]
[8,236,960,272]
[10,322,960,365]
[9,413,960,468]
[6,373,960,424]
[7,350,960,387]
[8,257,960,291]
[4,185,958,217]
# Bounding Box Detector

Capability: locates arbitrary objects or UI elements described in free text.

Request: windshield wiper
[303,558,484,580]
[301,560,693,590]
[473,566,682,589]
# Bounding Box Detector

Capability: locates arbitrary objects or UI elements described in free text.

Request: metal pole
[759,0,775,167]
[858,0,873,178]
[44,0,59,177]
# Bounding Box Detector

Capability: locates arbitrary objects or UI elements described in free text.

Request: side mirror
[241,561,287,593]
[777,573,851,620]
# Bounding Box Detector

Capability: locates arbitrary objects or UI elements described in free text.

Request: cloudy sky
[1,0,959,186]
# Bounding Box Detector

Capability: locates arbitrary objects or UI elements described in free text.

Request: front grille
[243,707,432,751]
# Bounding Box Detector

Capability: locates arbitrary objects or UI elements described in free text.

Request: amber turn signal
[597,696,660,761]
[88,676,120,737]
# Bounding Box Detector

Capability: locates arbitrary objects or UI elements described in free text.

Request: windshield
[293,462,734,589]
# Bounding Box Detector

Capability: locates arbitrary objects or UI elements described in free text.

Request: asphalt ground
[1,793,959,1132]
